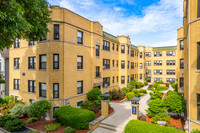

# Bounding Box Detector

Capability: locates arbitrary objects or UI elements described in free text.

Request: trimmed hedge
[124,120,184,133]
[149,91,164,100]
[54,106,95,130]
[146,99,165,117]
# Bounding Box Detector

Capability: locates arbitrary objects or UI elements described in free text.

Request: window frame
[121,45,125,53]
[96,45,100,56]
[53,54,59,69]
[14,58,20,69]
[14,79,20,90]
[77,30,83,44]
[77,56,83,70]
[39,83,46,98]
[28,57,36,69]
[28,80,36,93]
[53,24,59,40]
[53,83,59,98]
[121,76,125,84]
[39,54,47,70]
[77,81,83,94]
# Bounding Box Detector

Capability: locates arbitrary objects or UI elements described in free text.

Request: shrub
[54,106,95,130]
[145,77,151,82]
[150,90,164,100]
[157,81,164,84]
[164,93,186,114]
[28,100,51,118]
[126,92,135,101]
[155,85,168,91]
[171,83,178,91]
[122,87,130,94]
[139,93,144,96]
[81,101,94,110]
[139,89,147,94]
[25,117,40,124]
[144,82,148,85]
[28,131,40,133]
[146,99,165,117]
[0,115,16,127]
[109,89,125,100]
[191,129,200,133]
[170,81,173,84]
[130,80,136,87]
[64,127,76,133]
[151,113,170,124]
[124,120,184,133]
[45,123,61,132]
[132,89,140,97]
[9,103,29,118]
[136,82,144,88]
[153,84,158,88]
[87,88,102,101]
[5,119,25,132]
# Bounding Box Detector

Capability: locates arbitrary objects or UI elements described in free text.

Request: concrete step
[98,123,124,132]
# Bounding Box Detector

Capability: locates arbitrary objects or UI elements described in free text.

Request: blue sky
[48,0,183,47]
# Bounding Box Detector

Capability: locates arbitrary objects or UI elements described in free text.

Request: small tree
[87,88,102,101]
[28,100,51,123]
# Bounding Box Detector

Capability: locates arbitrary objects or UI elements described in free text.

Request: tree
[28,100,51,123]
[0,74,6,98]
[0,0,51,50]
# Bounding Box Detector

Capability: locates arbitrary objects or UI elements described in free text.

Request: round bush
[9,103,29,118]
[54,106,95,130]
[122,87,130,94]
[109,89,124,100]
[5,119,25,132]
[126,92,135,101]
[64,127,76,133]
[124,120,184,133]
[28,100,51,118]
[144,82,148,85]
[87,88,102,101]
[146,99,165,117]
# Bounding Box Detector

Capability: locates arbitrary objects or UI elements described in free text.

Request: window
[146,52,151,57]
[116,60,118,67]
[146,70,151,75]
[131,75,134,80]
[180,40,184,50]
[146,61,151,66]
[167,60,176,66]
[14,58,20,69]
[140,63,142,69]
[131,50,134,57]
[103,77,110,87]
[154,70,162,75]
[103,59,110,69]
[198,94,200,120]
[154,78,162,82]
[77,56,83,69]
[127,61,129,69]
[54,24,59,40]
[113,60,115,67]
[113,76,114,84]
[121,45,125,53]
[121,76,125,84]
[96,66,100,77]
[103,40,110,51]
[166,70,175,75]
[131,62,134,69]
[28,57,36,69]
[166,51,175,56]
[140,74,142,80]
[28,80,36,93]
[14,38,20,48]
[96,45,100,56]
[53,107,59,118]
[39,55,46,69]
[39,83,46,98]
[14,79,20,90]
[77,81,83,94]
[53,54,59,69]
[127,46,129,54]
[116,45,118,51]
[28,41,36,46]
[140,52,142,58]
[77,101,83,108]
[77,31,83,44]
[180,59,184,69]
[197,43,200,70]
[112,43,115,51]
[53,83,59,98]
[29,99,35,104]
[117,76,118,83]
[121,61,125,69]
[154,52,162,57]
[166,78,175,83]
[154,61,162,66]
[179,77,184,88]
[198,0,200,18]
[127,76,129,83]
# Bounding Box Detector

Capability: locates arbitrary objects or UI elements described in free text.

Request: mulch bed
[140,115,184,130]
[22,107,114,133]
[111,97,126,102]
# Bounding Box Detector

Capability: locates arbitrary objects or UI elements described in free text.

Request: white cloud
[51,0,183,47]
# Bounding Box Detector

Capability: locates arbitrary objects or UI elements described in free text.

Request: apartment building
[9,6,177,119]
[176,0,200,131]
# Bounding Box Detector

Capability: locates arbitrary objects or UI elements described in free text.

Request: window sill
[28,69,36,71]
[196,70,200,73]
[77,69,84,71]
[28,92,36,94]
[53,69,59,71]
[103,68,110,70]
[38,97,47,99]
[39,69,46,71]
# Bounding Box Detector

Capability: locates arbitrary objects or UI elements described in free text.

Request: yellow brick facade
[176,0,200,131]
[9,6,177,120]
